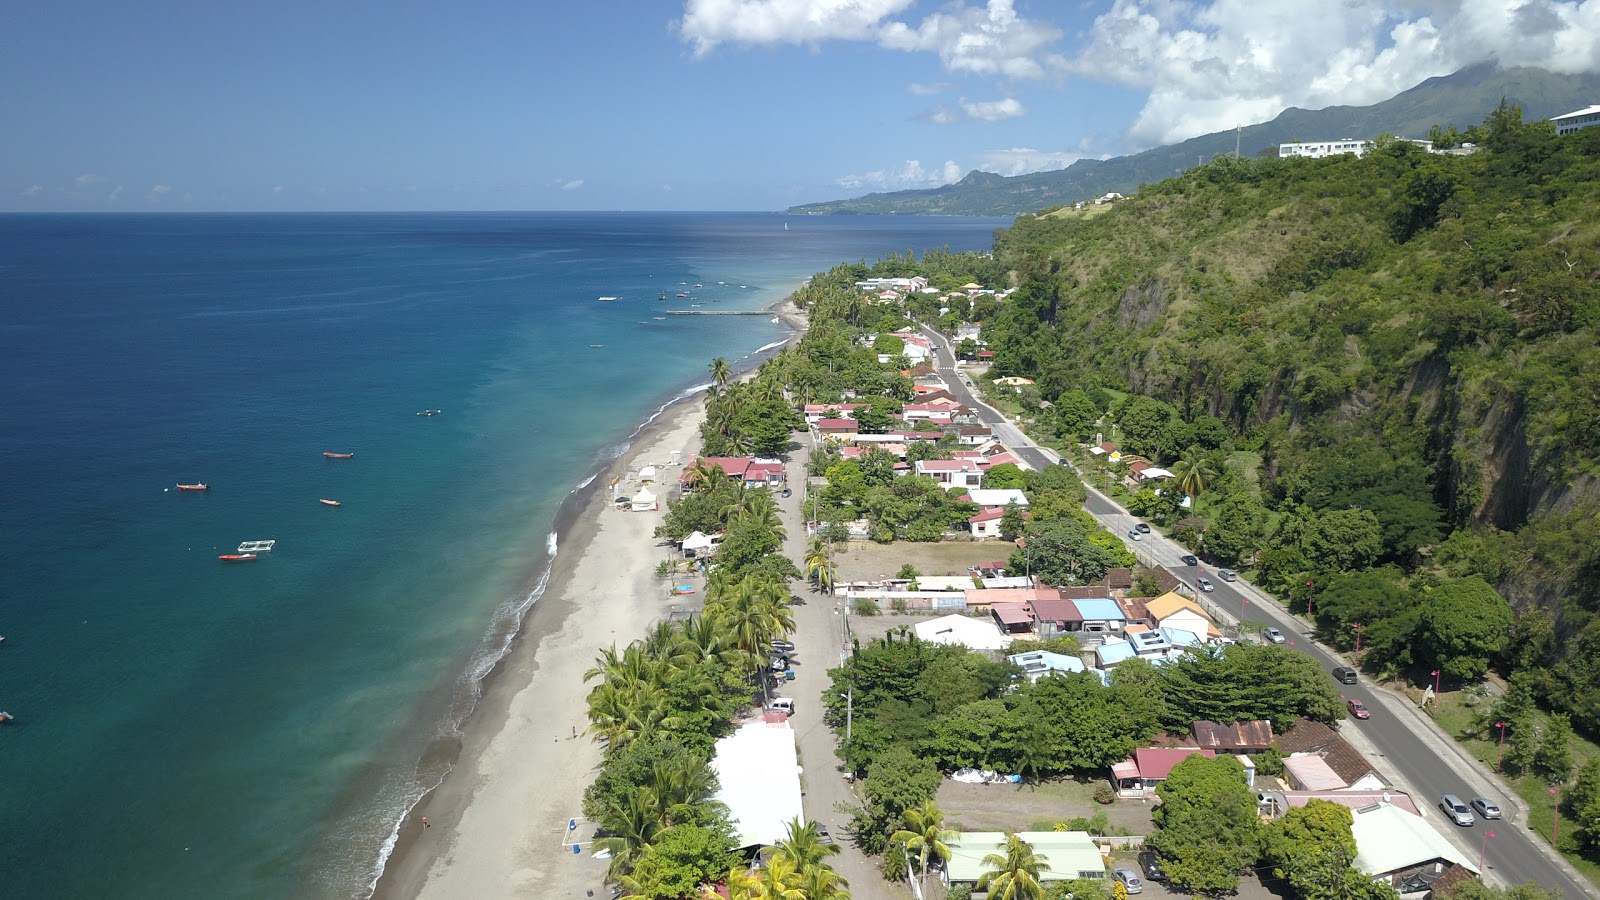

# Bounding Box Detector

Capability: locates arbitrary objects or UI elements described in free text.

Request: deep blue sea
[0,211,1006,899]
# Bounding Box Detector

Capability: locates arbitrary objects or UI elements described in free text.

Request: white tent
[639,464,658,482]
[681,531,716,556]
[631,487,658,512]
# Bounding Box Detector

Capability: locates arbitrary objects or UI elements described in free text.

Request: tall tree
[709,356,730,389]
[891,800,958,897]
[1150,755,1262,894]
[976,833,1051,900]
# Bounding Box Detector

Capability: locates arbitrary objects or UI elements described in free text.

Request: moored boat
[176,483,209,491]
[218,553,258,562]
[237,540,276,552]
[597,296,618,302]
[320,499,341,507]
[323,452,354,459]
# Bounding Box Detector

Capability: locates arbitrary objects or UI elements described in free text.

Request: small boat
[323,452,354,459]
[657,294,668,301]
[771,317,781,324]
[320,499,341,507]
[176,483,209,491]
[416,409,441,417]
[654,316,666,320]
[218,553,258,562]
[0,711,13,724]
[597,296,618,302]
[237,540,276,553]
[676,293,687,298]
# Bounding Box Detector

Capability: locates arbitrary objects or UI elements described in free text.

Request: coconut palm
[977,833,1051,900]
[803,539,831,592]
[797,862,851,900]
[1171,446,1223,500]
[710,356,731,389]
[891,799,958,895]
[773,817,840,870]
[751,854,808,900]
[675,614,743,668]
[592,789,666,878]
[706,572,794,665]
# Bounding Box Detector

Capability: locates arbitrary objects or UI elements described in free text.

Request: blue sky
[6,0,1597,212]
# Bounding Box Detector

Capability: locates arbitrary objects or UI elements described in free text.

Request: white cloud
[678,0,1065,83]
[836,157,963,191]
[148,183,172,199]
[975,146,1100,176]
[20,184,42,197]
[907,81,951,96]
[961,96,1026,121]
[662,183,675,191]
[561,179,585,191]
[273,185,284,193]
[75,173,107,188]
[1071,0,1600,146]
[108,185,123,201]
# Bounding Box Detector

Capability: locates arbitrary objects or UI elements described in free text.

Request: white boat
[237,540,276,553]
[597,296,619,302]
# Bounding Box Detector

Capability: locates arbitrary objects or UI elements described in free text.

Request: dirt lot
[937,778,1155,834]
[833,540,1012,582]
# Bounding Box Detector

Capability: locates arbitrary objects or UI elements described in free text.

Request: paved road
[918,323,1595,898]
[777,442,910,900]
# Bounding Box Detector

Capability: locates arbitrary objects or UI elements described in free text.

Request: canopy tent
[639,464,658,482]
[631,487,658,511]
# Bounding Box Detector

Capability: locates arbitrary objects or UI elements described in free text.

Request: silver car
[1196,576,1214,592]
[1440,794,1475,827]
[1265,628,1286,644]
[1471,798,1502,820]
[1113,868,1143,894]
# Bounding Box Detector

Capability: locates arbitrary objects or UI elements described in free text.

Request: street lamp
[1304,580,1316,617]
[1480,831,1495,872]
[1495,721,1508,773]
[1430,669,1441,716]
[1551,785,1563,846]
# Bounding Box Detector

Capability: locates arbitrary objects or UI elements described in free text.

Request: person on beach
[421,816,429,829]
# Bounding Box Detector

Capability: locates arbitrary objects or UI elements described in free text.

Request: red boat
[218,553,258,562]
[176,483,209,491]
[320,499,341,507]
[323,452,354,459]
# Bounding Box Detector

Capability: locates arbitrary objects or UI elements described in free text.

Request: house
[1276,719,1384,787]
[1350,801,1478,891]
[1283,754,1347,791]
[964,587,1057,614]
[1008,650,1086,681]
[977,349,995,361]
[965,488,1029,510]
[1553,104,1600,135]
[711,716,804,851]
[991,603,1035,634]
[1072,598,1128,635]
[993,376,1035,387]
[1132,465,1175,483]
[901,398,963,421]
[1191,720,1274,753]
[968,506,1012,539]
[683,457,786,490]
[955,424,993,444]
[1111,748,1217,798]
[1145,591,1221,640]
[945,832,1106,886]
[801,403,865,425]
[915,459,985,491]
[814,418,859,440]
[1256,789,1421,819]
[954,323,982,342]
[913,614,1013,650]
[1095,639,1139,668]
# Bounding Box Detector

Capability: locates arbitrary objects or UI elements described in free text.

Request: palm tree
[977,833,1051,900]
[1171,447,1222,500]
[773,817,840,870]
[592,789,666,878]
[751,854,808,900]
[796,862,851,900]
[710,356,731,389]
[891,800,957,895]
[803,539,832,593]
[675,614,742,668]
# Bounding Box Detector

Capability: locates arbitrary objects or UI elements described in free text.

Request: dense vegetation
[968,108,1600,741]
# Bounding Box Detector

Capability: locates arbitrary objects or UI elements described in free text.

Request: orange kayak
[218,553,258,562]
[320,499,341,507]
[323,452,354,459]
[176,483,209,491]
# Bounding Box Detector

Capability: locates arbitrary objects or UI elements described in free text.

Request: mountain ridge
[789,64,1600,216]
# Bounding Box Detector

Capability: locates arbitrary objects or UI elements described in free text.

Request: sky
[5,0,1600,212]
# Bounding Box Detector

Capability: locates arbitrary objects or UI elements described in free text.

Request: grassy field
[833,540,1013,582]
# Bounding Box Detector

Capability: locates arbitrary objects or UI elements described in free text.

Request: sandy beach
[374,298,809,900]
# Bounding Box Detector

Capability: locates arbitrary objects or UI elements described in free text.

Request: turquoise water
[0,211,1006,898]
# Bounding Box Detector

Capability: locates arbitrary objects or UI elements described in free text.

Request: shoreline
[369,293,807,899]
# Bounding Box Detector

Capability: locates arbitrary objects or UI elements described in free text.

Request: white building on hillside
[1554,104,1600,135]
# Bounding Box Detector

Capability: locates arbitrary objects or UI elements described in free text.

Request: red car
[1347,698,1371,719]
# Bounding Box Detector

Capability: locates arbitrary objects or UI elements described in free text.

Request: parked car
[1332,666,1358,685]
[1196,576,1215,592]
[1179,554,1199,566]
[1265,628,1286,644]
[1135,523,1151,534]
[1113,868,1144,894]
[1137,851,1167,882]
[1440,794,1476,827]
[768,655,789,672]
[780,487,792,498]
[816,822,835,844]
[1217,568,1238,582]
[1471,798,1503,820]
[1347,699,1371,719]
[1128,529,1143,541]
[771,639,795,654]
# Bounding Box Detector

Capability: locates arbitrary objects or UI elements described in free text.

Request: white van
[768,698,796,716]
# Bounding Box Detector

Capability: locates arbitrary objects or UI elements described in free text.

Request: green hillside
[976,110,1600,733]
[789,64,1600,216]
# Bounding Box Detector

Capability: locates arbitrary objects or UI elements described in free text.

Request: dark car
[1135,523,1151,534]
[1347,698,1371,719]
[1332,666,1358,685]
[816,823,835,844]
[780,487,792,498]
[1179,554,1199,566]
[771,639,796,654]
[1138,851,1167,882]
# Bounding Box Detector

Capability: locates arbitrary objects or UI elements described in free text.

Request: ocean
[0,211,1006,899]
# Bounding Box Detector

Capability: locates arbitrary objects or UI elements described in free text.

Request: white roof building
[965,488,1029,509]
[1351,801,1477,882]
[914,614,1014,650]
[711,718,805,850]
[1553,104,1600,135]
